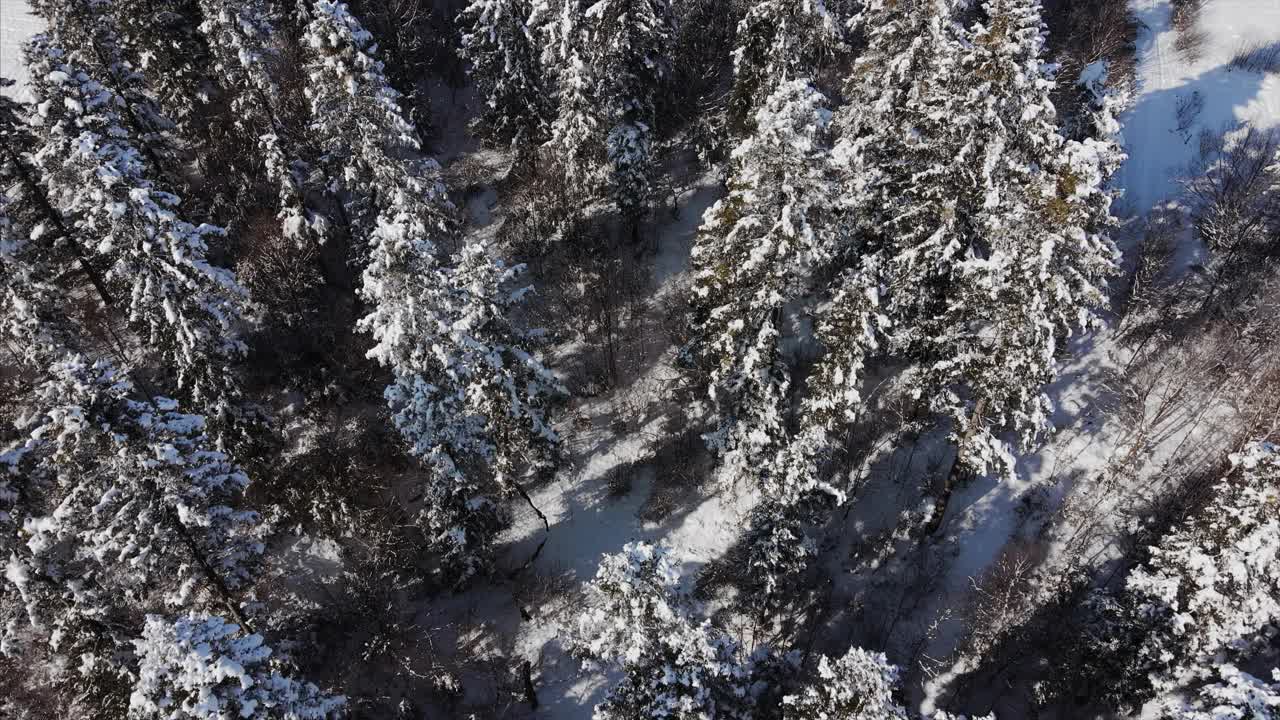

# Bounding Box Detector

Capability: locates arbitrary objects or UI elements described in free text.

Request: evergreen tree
[2,356,265,634]
[22,37,253,434]
[690,79,837,484]
[358,227,564,582]
[197,0,321,240]
[1155,665,1280,720]
[458,0,554,151]
[131,613,345,719]
[781,647,910,720]
[1124,442,1280,696]
[820,0,1119,478]
[550,0,672,229]
[301,0,431,236]
[576,542,757,719]
[729,0,844,129]
[28,0,189,180]
[301,0,564,582]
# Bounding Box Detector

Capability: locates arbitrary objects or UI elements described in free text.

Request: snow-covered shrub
[131,613,345,719]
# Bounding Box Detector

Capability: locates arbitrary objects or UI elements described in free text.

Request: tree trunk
[521,660,539,710]
[926,397,987,536]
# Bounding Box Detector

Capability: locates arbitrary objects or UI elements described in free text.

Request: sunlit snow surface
[1116,0,1280,219]
[0,0,39,101]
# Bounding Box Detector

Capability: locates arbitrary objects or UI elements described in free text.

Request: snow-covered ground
[1116,0,1280,219]
[0,0,39,101]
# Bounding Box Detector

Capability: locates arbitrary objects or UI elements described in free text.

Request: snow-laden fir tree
[131,613,345,719]
[2,356,265,627]
[87,0,213,137]
[196,0,321,241]
[300,0,430,236]
[27,0,186,178]
[576,542,757,719]
[359,227,565,582]
[300,0,564,582]
[549,0,672,230]
[729,0,844,129]
[911,0,1120,476]
[781,647,910,720]
[820,0,1119,478]
[22,37,254,439]
[1154,665,1280,720]
[1122,441,1280,696]
[690,79,837,485]
[458,0,554,151]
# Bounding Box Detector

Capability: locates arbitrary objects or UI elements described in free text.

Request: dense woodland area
[1,0,1278,717]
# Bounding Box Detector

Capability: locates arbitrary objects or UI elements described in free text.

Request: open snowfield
[0,0,39,101]
[1117,0,1280,218]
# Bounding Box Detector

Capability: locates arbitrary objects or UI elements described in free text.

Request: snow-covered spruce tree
[359,228,565,582]
[300,0,564,582]
[690,79,837,485]
[1122,441,1280,696]
[131,613,345,719]
[782,646,997,720]
[3,356,265,625]
[910,0,1119,477]
[781,647,910,720]
[22,38,254,440]
[196,0,322,242]
[1154,664,1280,720]
[729,0,844,130]
[103,0,215,136]
[576,542,757,719]
[458,0,554,151]
[27,0,186,177]
[546,34,602,192]
[823,0,1118,479]
[300,0,430,237]
[550,0,673,230]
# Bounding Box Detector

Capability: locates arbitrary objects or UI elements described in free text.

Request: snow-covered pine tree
[131,613,345,719]
[300,0,564,582]
[820,0,1118,479]
[196,0,322,241]
[690,79,837,485]
[729,0,844,130]
[782,646,997,720]
[781,647,911,720]
[458,0,554,151]
[27,0,187,178]
[22,37,253,439]
[550,0,672,230]
[546,30,602,192]
[910,0,1119,477]
[101,0,214,137]
[1123,441,1280,696]
[3,355,265,625]
[359,226,565,582]
[1154,665,1280,720]
[576,542,756,719]
[300,0,430,237]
